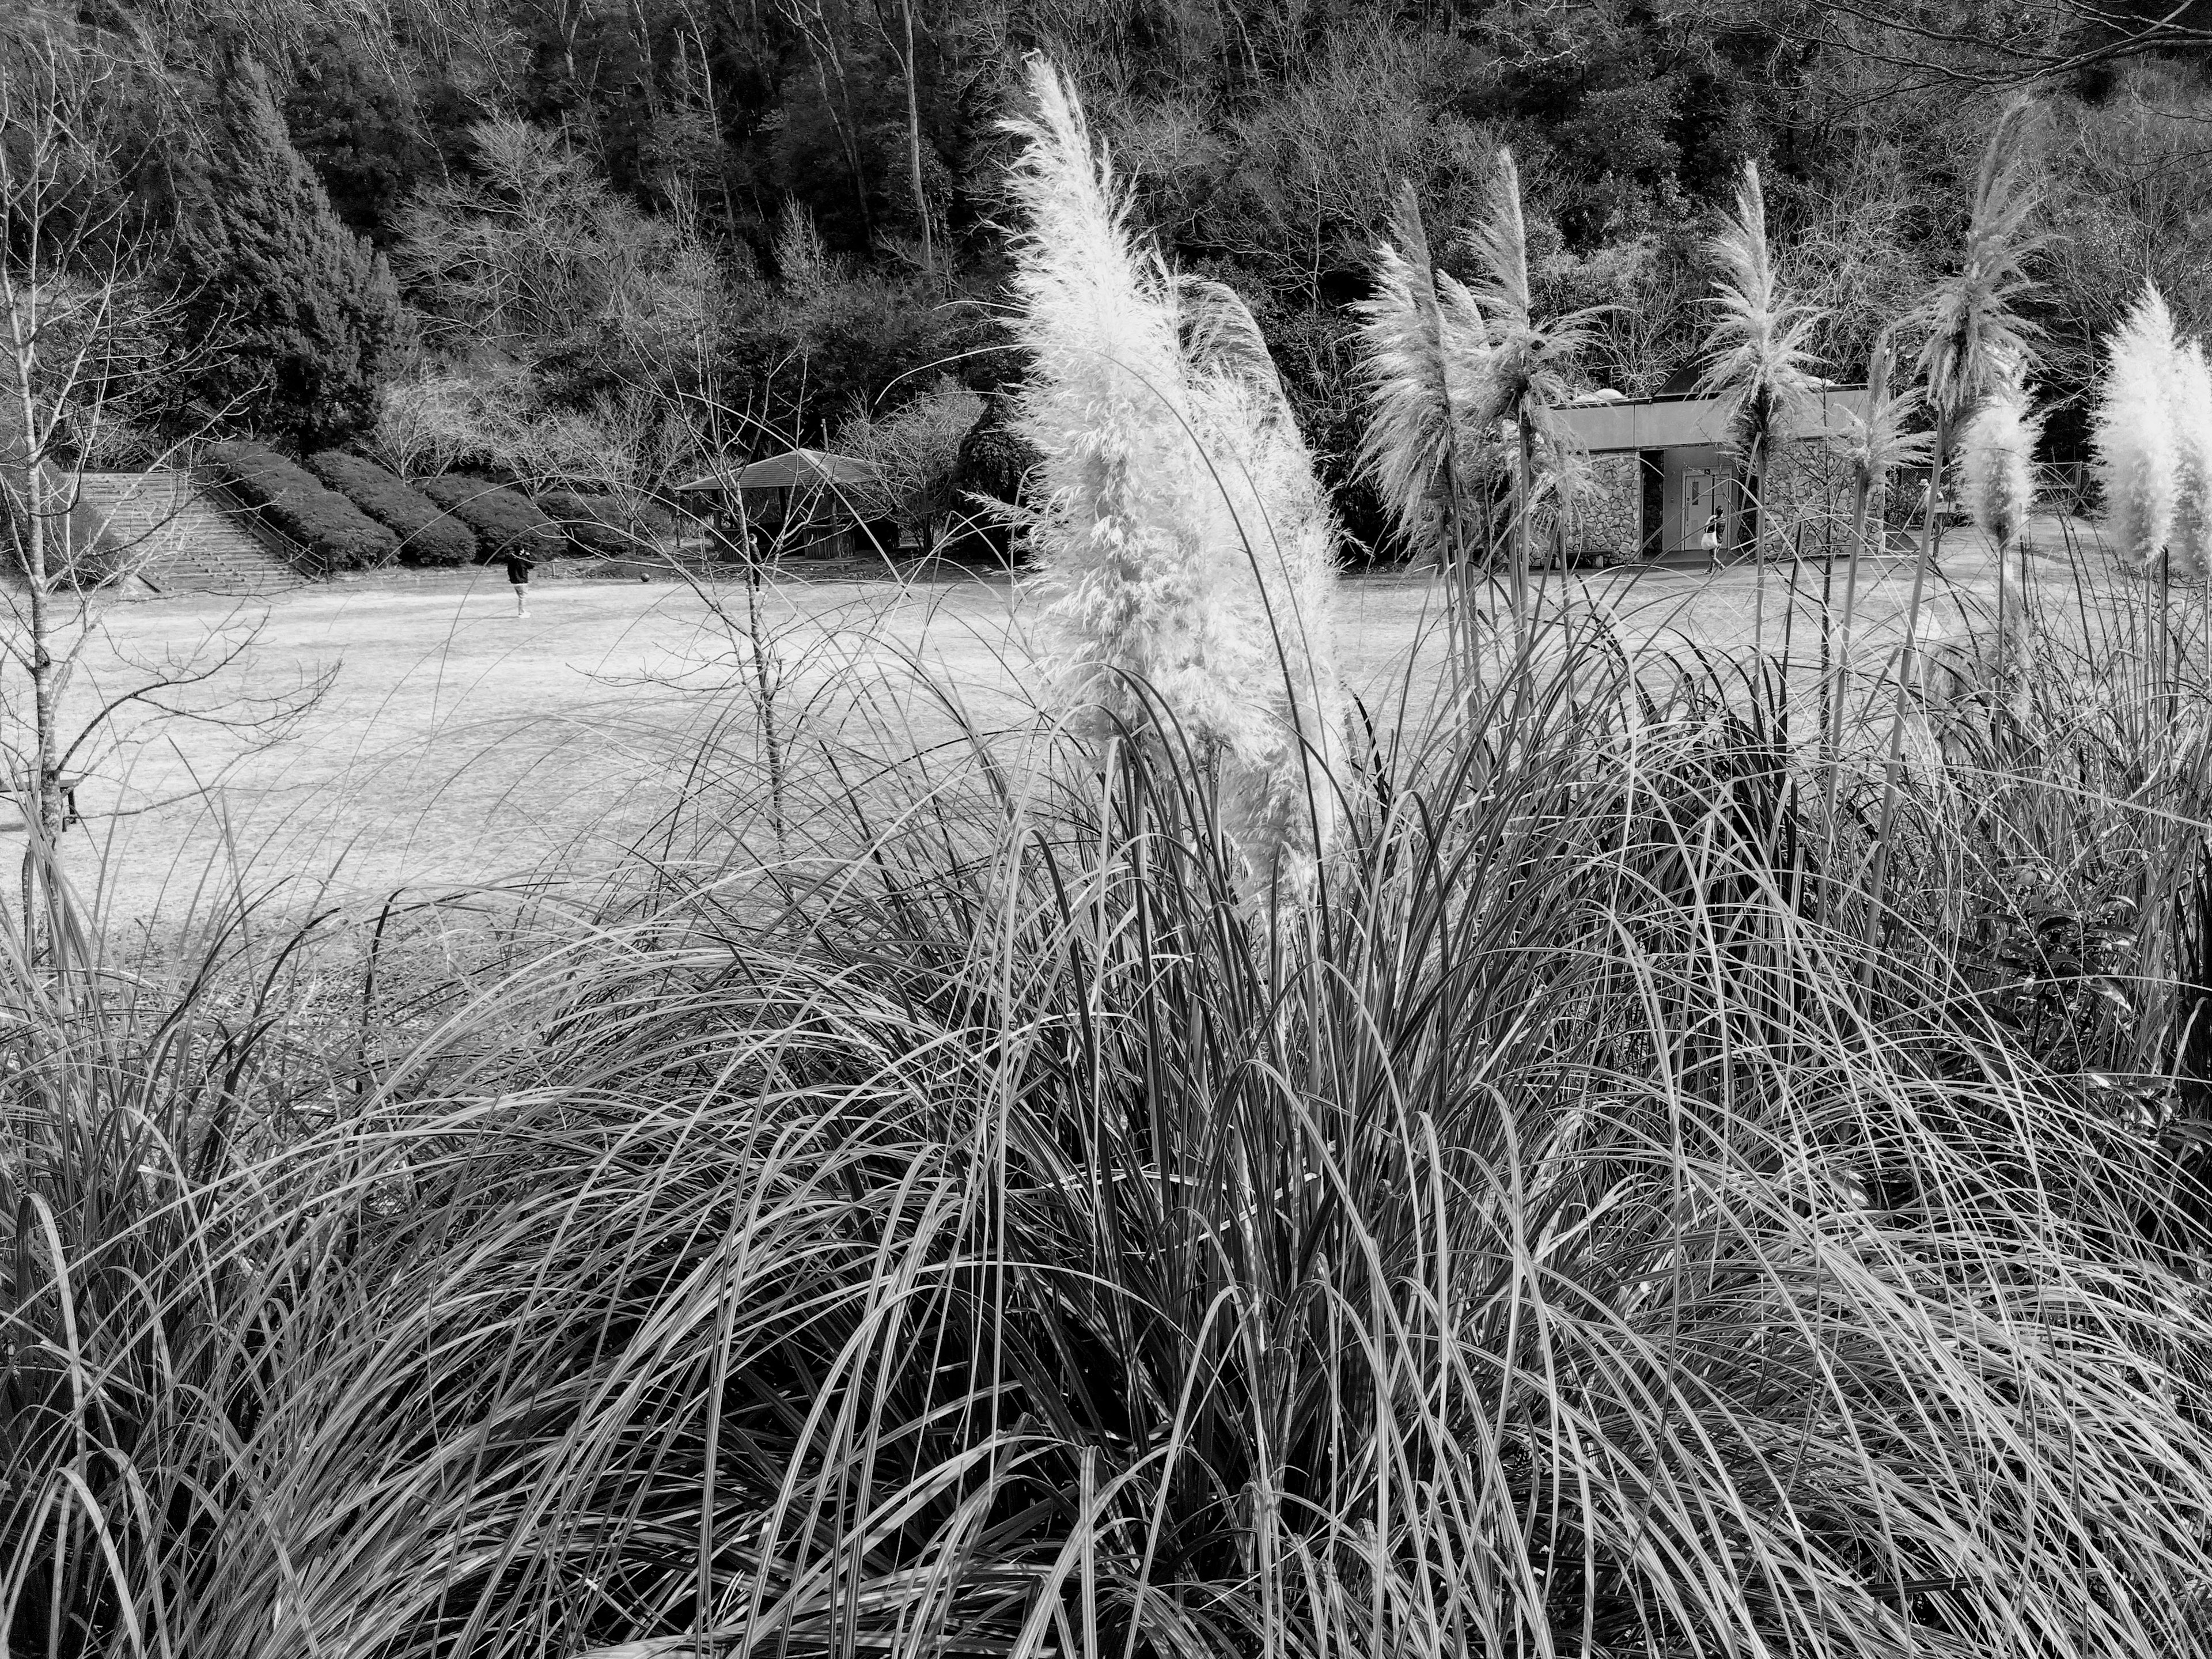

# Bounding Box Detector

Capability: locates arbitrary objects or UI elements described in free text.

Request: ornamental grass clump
[13,625,2212,1659]
[2093,285,2180,573]
[1003,57,1341,891]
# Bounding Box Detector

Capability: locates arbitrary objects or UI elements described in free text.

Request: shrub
[202,439,400,570]
[306,450,478,566]
[418,473,563,562]
[535,489,635,558]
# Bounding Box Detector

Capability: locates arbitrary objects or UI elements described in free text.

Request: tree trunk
[902,0,931,276]
[17,455,62,938]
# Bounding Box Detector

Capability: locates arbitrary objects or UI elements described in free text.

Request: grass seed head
[1002,57,1343,892]
[1353,182,1491,568]
[1695,159,1822,462]
[2169,338,2212,579]
[2093,284,2180,572]
[1960,353,2042,550]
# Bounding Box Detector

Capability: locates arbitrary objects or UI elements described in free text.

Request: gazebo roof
[675,448,878,493]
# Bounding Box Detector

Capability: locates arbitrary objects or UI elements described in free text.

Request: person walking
[1699,506,1724,572]
[502,544,537,618]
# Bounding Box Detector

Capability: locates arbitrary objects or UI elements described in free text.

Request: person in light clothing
[1699,507,1724,570]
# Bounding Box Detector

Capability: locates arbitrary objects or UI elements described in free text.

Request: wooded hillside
[9,0,2208,552]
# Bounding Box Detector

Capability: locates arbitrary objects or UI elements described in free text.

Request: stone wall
[1753,442,1855,559]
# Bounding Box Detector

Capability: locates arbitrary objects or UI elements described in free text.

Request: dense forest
[9,0,2211,552]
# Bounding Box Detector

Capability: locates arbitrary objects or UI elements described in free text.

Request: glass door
[1678,468,1714,553]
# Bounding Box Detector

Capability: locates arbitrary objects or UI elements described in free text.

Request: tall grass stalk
[1875,101,2043,944]
[1459,149,1596,656]
[1911,96,2043,575]
[1694,160,1820,654]
[1823,329,1929,786]
[1959,351,2043,685]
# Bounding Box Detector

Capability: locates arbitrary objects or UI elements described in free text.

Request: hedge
[306,452,478,567]
[535,490,635,558]
[202,441,400,571]
[418,475,564,563]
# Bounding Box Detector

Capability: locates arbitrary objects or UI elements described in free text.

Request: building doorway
[1678,468,1716,554]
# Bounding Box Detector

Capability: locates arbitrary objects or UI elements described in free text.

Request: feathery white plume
[1002,61,1207,732]
[1917,100,2043,431]
[1004,58,1342,892]
[2169,339,2212,581]
[1461,149,1590,442]
[1695,160,1820,467]
[1958,354,2041,551]
[1836,328,1932,502]
[1352,183,1490,569]
[1179,277,1344,886]
[2092,285,2179,573]
[1455,147,1596,637]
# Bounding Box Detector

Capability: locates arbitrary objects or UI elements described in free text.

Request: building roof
[675,448,878,492]
[1556,385,1872,454]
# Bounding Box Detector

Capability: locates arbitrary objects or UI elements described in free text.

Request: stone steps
[66,471,308,594]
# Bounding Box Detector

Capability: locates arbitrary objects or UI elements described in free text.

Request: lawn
[43,520,2083,930]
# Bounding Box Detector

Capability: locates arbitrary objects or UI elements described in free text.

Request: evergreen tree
[163,56,396,448]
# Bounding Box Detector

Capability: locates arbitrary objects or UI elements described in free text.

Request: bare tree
[837,376,981,554]
[865,0,938,276]
[2,28,325,937]
[1791,1,2211,88]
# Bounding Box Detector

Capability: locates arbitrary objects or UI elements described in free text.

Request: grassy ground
[12,512,2212,1659]
[39,517,2084,930]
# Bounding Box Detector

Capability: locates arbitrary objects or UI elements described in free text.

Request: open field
[39,521,2099,929]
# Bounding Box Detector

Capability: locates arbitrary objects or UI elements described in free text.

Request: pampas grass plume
[1918,99,2043,428]
[1959,359,2041,551]
[2093,285,2179,572]
[1353,184,1488,568]
[1003,58,1342,891]
[2170,338,2212,581]
[1695,160,1819,455]
[1179,275,1346,889]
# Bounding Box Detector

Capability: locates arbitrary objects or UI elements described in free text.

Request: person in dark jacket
[502,546,536,618]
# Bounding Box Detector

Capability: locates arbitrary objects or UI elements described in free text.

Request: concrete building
[1552,382,1873,562]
